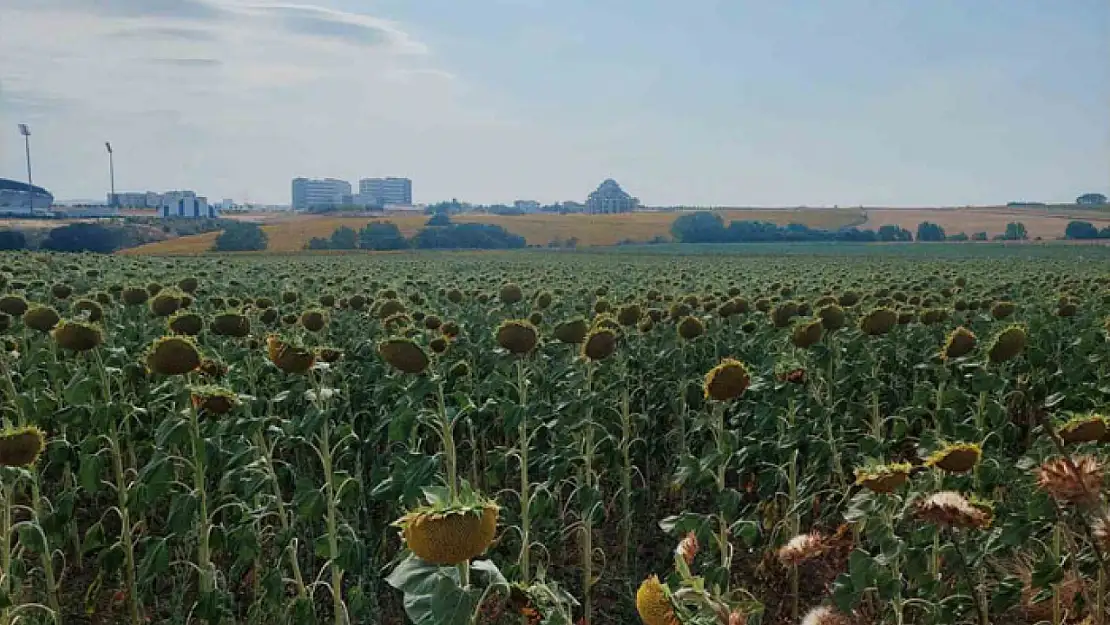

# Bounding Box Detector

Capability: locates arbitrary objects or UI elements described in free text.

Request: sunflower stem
[619,385,633,575]
[516,357,531,585]
[581,362,597,625]
[951,531,988,625]
[0,478,10,625]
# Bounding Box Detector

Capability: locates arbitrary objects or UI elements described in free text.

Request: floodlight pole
[106,142,116,207]
[18,124,33,210]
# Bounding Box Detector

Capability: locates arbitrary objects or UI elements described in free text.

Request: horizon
[2,0,1108,206]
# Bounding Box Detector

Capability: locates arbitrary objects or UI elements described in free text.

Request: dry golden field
[861,206,1110,239]
[120,208,866,254]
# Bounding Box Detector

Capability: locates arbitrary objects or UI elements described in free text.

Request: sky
[0,0,1107,207]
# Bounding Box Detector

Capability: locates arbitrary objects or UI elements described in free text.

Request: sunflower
[0,295,27,316]
[801,606,852,625]
[942,327,976,360]
[859,308,897,336]
[121,287,149,306]
[497,320,538,355]
[50,283,72,299]
[0,426,46,467]
[499,283,523,305]
[704,359,750,401]
[617,304,642,327]
[924,442,981,474]
[395,501,499,565]
[791,319,824,349]
[24,306,60,333]
[817,304,846,331]
[915,491,990,529]
[72,299,104,322]
[1036,455,1102,505]
[266,335,316,374]
[771,301,799,329]
[676,316,704,340]
[190,386,239,415]
[210,312,251,338]
[52,320,103,352]
[582,327,618,361]
[854,463,912,493]
[634,576,678,625]
[1059,414,1108,444]
[146,336,202,376]
[149,291,182,317]
[987,325,1026,363]
[990,301,1016,320]
[300,309,327,332]
[378,338,430,374]
[777,532,827,565]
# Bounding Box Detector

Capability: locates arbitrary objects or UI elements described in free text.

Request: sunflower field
[0,248,1109,625]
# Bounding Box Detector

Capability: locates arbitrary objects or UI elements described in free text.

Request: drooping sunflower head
[987,325,1026,364]
[498,283,523,305]
[52,320,104,352]
[634,575,678,625]
[394,496,499,565]
[582,327,618,361]
[777,532,827,566]
[0,426,46,468]
[914,491,990,530]
[990,301,1016,320]
[72,298,104,323]
[50,283,73,300]
[791,318,824,349]
[190,385,240,415]
[146,336,202,376]
[378,337,430,374]
[210,311,251,338]
[1058,414,1109,444]
[817,304,846,332]
[23,305,60,333]
[534,291,553,310]
[1036,455,1102,505]
[704,358,750,402]
[854,462,912,494]
[441,320,461,339]
[149,291,182,317]
[617,304,642,327]
[676,315,705,341]
[496,320,538,355]
[0,295,28,316]
[177,276,199,293]
[859,308,897,336]
[300,309,328,332]
[942,327,977,360]
[924,442,982,474]
[168,311,203,336]
[266,335,316,375]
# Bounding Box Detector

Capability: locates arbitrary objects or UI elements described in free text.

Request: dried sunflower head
[801,606,852,625]
[778,532,827,566]
[915,491,990,529]
[1036,455,1102,505]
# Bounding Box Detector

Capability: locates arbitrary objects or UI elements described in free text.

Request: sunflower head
[676,315,705,341]
[209,311,251,338]
[377,299,407,319]
[441,320,461,339]
[146,336,202,376]
[446,288,464,304]
[498,283,523,305]
[0,426,46,467]
[198,358,228,380]
[1059,414,1109,444]
[942,327,977,360]
[300,309,327,332]
[259,308,279,325]
[168,311,203,336]
[925,442,982,474]
[617,304,642,327]
[316,347,343,363]
[704,358,750,402]
[266,335,316,374]
[52,320,104,352]
[149,291,182,317]
[534,291,553,309]
[73,298,104,323]
[24,305,60,333]
[378,338,430,374]
[50,283,73,299]
[791,318,824,349]
[429,336,449,354]
[990,301,1016,320]
[817,304,846,331]
[1036,455,1102,505]
[582,327,618,361]
[190,386,239,415]
[319,294,336,308]
[177,277,199,293]
[496,320,538,355]
[987,325,1026,363]
[448,360,470,379]
[423,315,442,330]
[859,308,897,336]
[778,532,827,566]
[634,575,678,625]
[394,494,499,565]
[121,286,149,306]
[770,301,799,329]
[0,295,28,316]
[854,462,912,493]
[800,606,852,625]
[915,491,990,530]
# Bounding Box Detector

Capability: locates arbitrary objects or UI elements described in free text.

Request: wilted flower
[675,531,698,567]
[266,335,316,374]
[777,532,827,565]
[915,491,990,529]
[801,606,851,625]
[1036,455,1102,505]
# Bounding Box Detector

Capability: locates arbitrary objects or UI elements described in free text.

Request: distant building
[1077,193,1108,206]
[160,191,218,219]
[292,177,352,211]
[359,177,412,206]
[0,178,53,213]
[585,179,639,214]
[561,201,586,213]
[514,200,541,213]
[109,191,162,208]
[383,204,424,213]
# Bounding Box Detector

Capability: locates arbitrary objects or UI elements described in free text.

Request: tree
[426,213,452,227]
[0,230,27,251]
[670,212,727,243]
[877,225,913,242]
[306,237,331,250]
[329,226,358,250]
[41,223,122,253]
[916,221,946,242]
[1003,222,1028,241]
[947,232,969,242]
[971,231,988,241]
[1065,220,1100,240]
[213,222,268,251]
[358,222,408,250]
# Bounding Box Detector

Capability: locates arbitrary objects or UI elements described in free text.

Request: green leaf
[385,554,501,625]
[82,522,106,555]
[138,537,169,581]
[78,452,104,494]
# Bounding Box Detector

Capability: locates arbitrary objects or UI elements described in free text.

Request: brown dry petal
[1036,456,1103,505]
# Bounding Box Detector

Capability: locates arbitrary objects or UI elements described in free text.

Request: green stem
[620,386,633,574]
[0,479,11,625]
[318,419,345,625]
[516,358,531,585]
[582,363,596,625]
[254,431,307,598]
[189,402,214,599]
[30,476,60,621]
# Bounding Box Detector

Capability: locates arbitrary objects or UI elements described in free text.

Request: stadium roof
[0,178,50,195]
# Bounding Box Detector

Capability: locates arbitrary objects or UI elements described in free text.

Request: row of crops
[0,250,1107,624]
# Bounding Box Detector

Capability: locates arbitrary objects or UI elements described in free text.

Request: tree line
[670,212,1032,244]
[303,214,526,251]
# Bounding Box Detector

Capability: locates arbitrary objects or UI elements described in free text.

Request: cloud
[247,4,427,52]
[7,0,225,20]
[148,58,223,68]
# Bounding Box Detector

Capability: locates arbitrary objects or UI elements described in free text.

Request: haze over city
[1,0,1108,207]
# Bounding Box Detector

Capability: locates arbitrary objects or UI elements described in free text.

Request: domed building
[586,178,639,214]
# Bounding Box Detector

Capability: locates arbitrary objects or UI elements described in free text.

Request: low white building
[160,190,219,219]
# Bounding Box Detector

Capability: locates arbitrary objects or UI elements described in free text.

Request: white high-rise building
[160,190,217,219]
[359,177,412,206]
[292,177,352,211]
